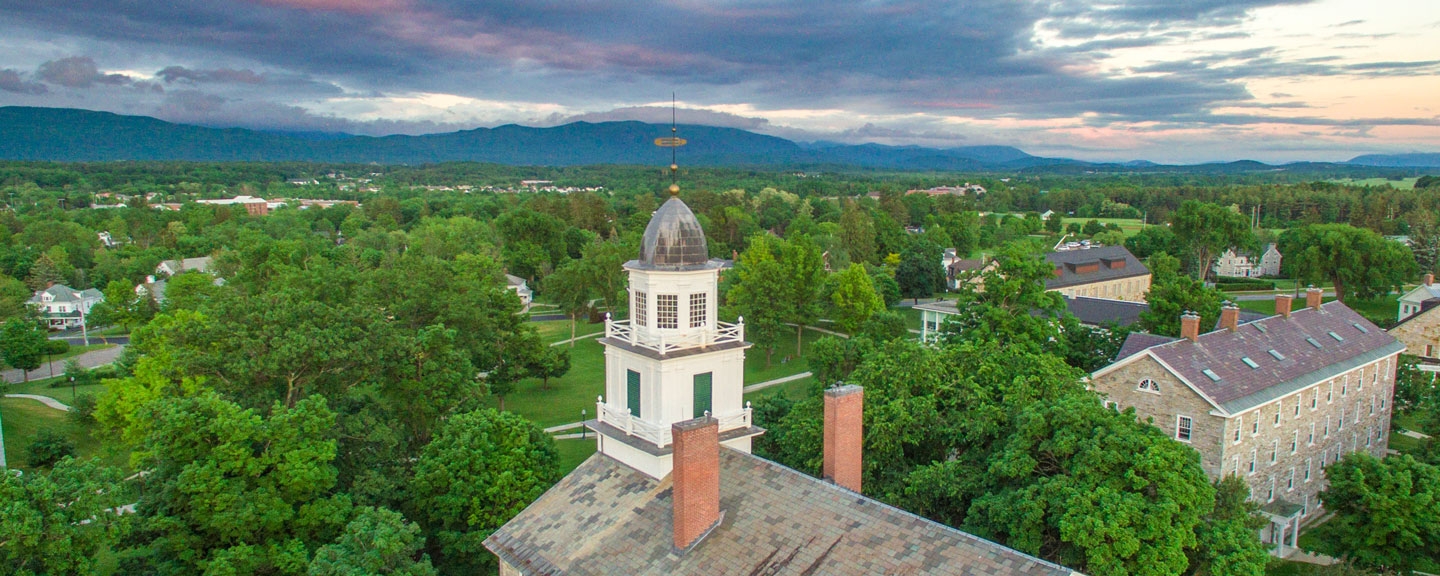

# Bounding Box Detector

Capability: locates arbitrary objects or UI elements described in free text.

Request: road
[2,345,124,383]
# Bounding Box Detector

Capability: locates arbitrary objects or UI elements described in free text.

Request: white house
[156,256,214,277]
[1398,274,1440,323]
[505,274,533,306]
[28,285,104,329]
[1214,244,1282,278]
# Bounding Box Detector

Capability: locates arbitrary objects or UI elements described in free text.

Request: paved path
[3,394,72,411]
[743,371,814,393]
[785,323,850,339]
[2,345,123,383]
[1401,429,1434,440]
[544,421,585,433]
[549,331,605,347]
[52,335,129,345]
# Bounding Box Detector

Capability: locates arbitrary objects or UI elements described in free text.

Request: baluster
[625,407,634,436]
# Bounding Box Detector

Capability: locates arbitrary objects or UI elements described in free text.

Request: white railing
[604,313,745,356]
[595,397,753,449]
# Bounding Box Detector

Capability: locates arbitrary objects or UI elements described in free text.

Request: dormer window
[1138,378,1160,393]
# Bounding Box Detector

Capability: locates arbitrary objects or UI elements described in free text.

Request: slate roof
[1402,283,1440,302]
[918,296,1149,328]
[28,285,102,304]
[1044,246,1149,290]
[1109,302,1403,414]
[635,197,715,271]
[1395,298,1440,329]
[485,449,1075,576]
[157,256,214,275]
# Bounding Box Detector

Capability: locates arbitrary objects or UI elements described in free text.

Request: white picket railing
[595,396,753,449]
[604,314,744,356]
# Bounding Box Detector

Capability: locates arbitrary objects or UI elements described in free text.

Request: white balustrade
[603,318,745,355]
[595,396,752,449]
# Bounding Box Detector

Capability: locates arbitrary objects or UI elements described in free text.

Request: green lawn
[744,328,830,386]
[555,437,597,474]
[746,375,817,403]
[1081,217,1149,238]
[1389,430,1426,455]
[531,318,604,345]
[6,376,109,406]
[1,396,128,471]
[47,342,117,362]
[1265,558,1323,576]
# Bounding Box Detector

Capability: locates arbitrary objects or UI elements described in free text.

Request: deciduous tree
[1278,223,1417,301]
[1316,454,1440,572]
[1170,201,1253,282]
[830,263,884,334]
[0,457,129,576]
[308,507,437,576]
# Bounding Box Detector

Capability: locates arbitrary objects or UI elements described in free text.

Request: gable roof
[485,450,1075,576]
[28,285,101,304]
[1394,297,1440,329]
[157,256,214,275]
[1045,245,1149,290]
[918,296,1150,328]
[1105,302,1403,414]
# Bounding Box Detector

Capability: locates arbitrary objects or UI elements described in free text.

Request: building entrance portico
[1261,500,1304,558]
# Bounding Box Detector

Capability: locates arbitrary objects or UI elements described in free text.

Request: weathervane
[653,93,687,196]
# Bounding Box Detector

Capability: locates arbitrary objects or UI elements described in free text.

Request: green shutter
[693,372,712,418]
[627,370,641,418]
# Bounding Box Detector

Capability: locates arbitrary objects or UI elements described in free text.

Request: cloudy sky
[0,0,1436,163]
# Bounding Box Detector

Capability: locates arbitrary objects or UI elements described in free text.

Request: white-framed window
[1270,441,1278,464]
[1356,401,1362,424]
[1233,424,1242,444]
[1249,450,1257,474]
[1366,427,1372,447]
[1320,447,1328,469]
[1324,416,1331,437]
[656,294,678,329]
[1287,467,1295,491]
[1291,431,1298,454]
[1232,456,1241,477]
[1103,400,1119,411]
[1274,404,1282,427]
[1309,423,1315,445]
[1305,458,1312,482]
[1176,416,1193,442]
[1311,390,1318,410]
[1267,476,1276,502]
[688,293,707,328]
[1342,377,1348,397]
[1381,396,1387,411]
[1328,381,1334,403]
[1138,378,1160,393]
[1370,396,1375,416]
[1295,396,1302,418]
[1358,368,1364,391]
[1252,419,1260,436]
[1339,407,1346,430]
[633,291,648,326]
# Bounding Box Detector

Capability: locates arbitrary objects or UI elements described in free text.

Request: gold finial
[669,184,680,195]
[653,93,686,197]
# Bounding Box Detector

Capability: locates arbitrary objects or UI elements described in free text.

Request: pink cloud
[251,0,408,15]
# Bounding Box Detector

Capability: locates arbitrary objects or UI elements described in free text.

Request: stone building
[1089,289,1402,557]
[1214,244,1282,279]
[1045,245,1150,302]
[484,193,1080,575]
[1397,273,1440,323]
[1390,290,1440,360]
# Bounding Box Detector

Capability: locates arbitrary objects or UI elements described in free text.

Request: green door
[627,369,641,418]
[693,372,712,418]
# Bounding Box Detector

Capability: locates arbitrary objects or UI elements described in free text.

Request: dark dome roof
[637,197,710,270]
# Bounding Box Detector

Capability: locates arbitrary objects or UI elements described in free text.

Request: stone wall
[1390,306,1440,358]
[1053,274,1151,302]
[1091,355,1228,476]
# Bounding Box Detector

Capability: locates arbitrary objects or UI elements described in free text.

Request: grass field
[1080,217,1150,238]
[531,318,604,345]
[6,376,109,405]
[1232,294,1397,327]
[1,396,128,470]
[555,437,597,474]
[1329,177,1419,190]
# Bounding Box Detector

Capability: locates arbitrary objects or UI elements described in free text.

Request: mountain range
[1,106,1437,171]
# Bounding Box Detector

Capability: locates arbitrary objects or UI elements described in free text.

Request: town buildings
[504,274,534,307]
[1088,290,1401,556]
[28,284,103,329]
[484,194,1078,575]
[1214,244,1282,278]
[1391,274,1440,359]
[1045,245,1151,302]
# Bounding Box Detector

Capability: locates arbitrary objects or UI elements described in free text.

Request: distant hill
[0,106,1067,169]
[1346,153,1440,168]
[0,106,1433,174]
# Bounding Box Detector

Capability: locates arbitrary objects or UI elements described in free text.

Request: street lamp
[580,409,587,440]
[70,376,76,404]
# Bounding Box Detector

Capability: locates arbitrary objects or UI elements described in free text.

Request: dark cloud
[36,56,132,88]
[157,66,265,84]
[0,69,47,94]
[544,107,772,131]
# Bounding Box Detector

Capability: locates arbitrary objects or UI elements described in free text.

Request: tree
[895,241,944,303]
[1170,201,1253,282]
[410,409,560,574]
[1278,223,1417,302]
[25,428,76,468]
[543,259,593,347]
[1045,212,1063,235]
[1187,477,1269,576]
[1139,252,1224,338]
[1081,219,1105,236]
[726,235,790,366]
[859,310,908,341]
[126,392,353,574]
[533,347,570,390]
[870,272,901,307]
[839,200,876,264]
[0,457,129,576]
[780,235,826,356]
[308,507,438,576]
[830,263,884,334]
[1125,226,1181,260]
[1315,453,1440,572]
[1,317,47,381]
[0,273,30,319]
[940,242,1065,352]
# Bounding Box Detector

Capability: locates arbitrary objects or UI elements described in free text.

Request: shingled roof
[1045,246,1148,290]
[1105,301,1403,414]
[485,449,1076,576]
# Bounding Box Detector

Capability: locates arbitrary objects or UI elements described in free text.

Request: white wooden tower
[588,194,758,479]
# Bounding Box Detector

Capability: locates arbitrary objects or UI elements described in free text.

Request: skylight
[1242,357,1259,369]
[1254,323,1268,333]
[1306,337,1322,349]
[1268,349,1286,360]
[1328,331,1344,342]
[1352,323,1369,334]
[1202,369,1221,381]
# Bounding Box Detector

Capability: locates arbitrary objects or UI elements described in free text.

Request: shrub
[26,429,76,468]
[68,393,98,426]
[1215,279,1276,291]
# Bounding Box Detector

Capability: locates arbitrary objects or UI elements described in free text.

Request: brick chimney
[1426,273,1434,287]
[1180,312,1201,342]
[672,417,721,552]
[823,385,864,493]
[1306,285,1323,310]
[1220,303,1240,332]
[1275,294,1293,318]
